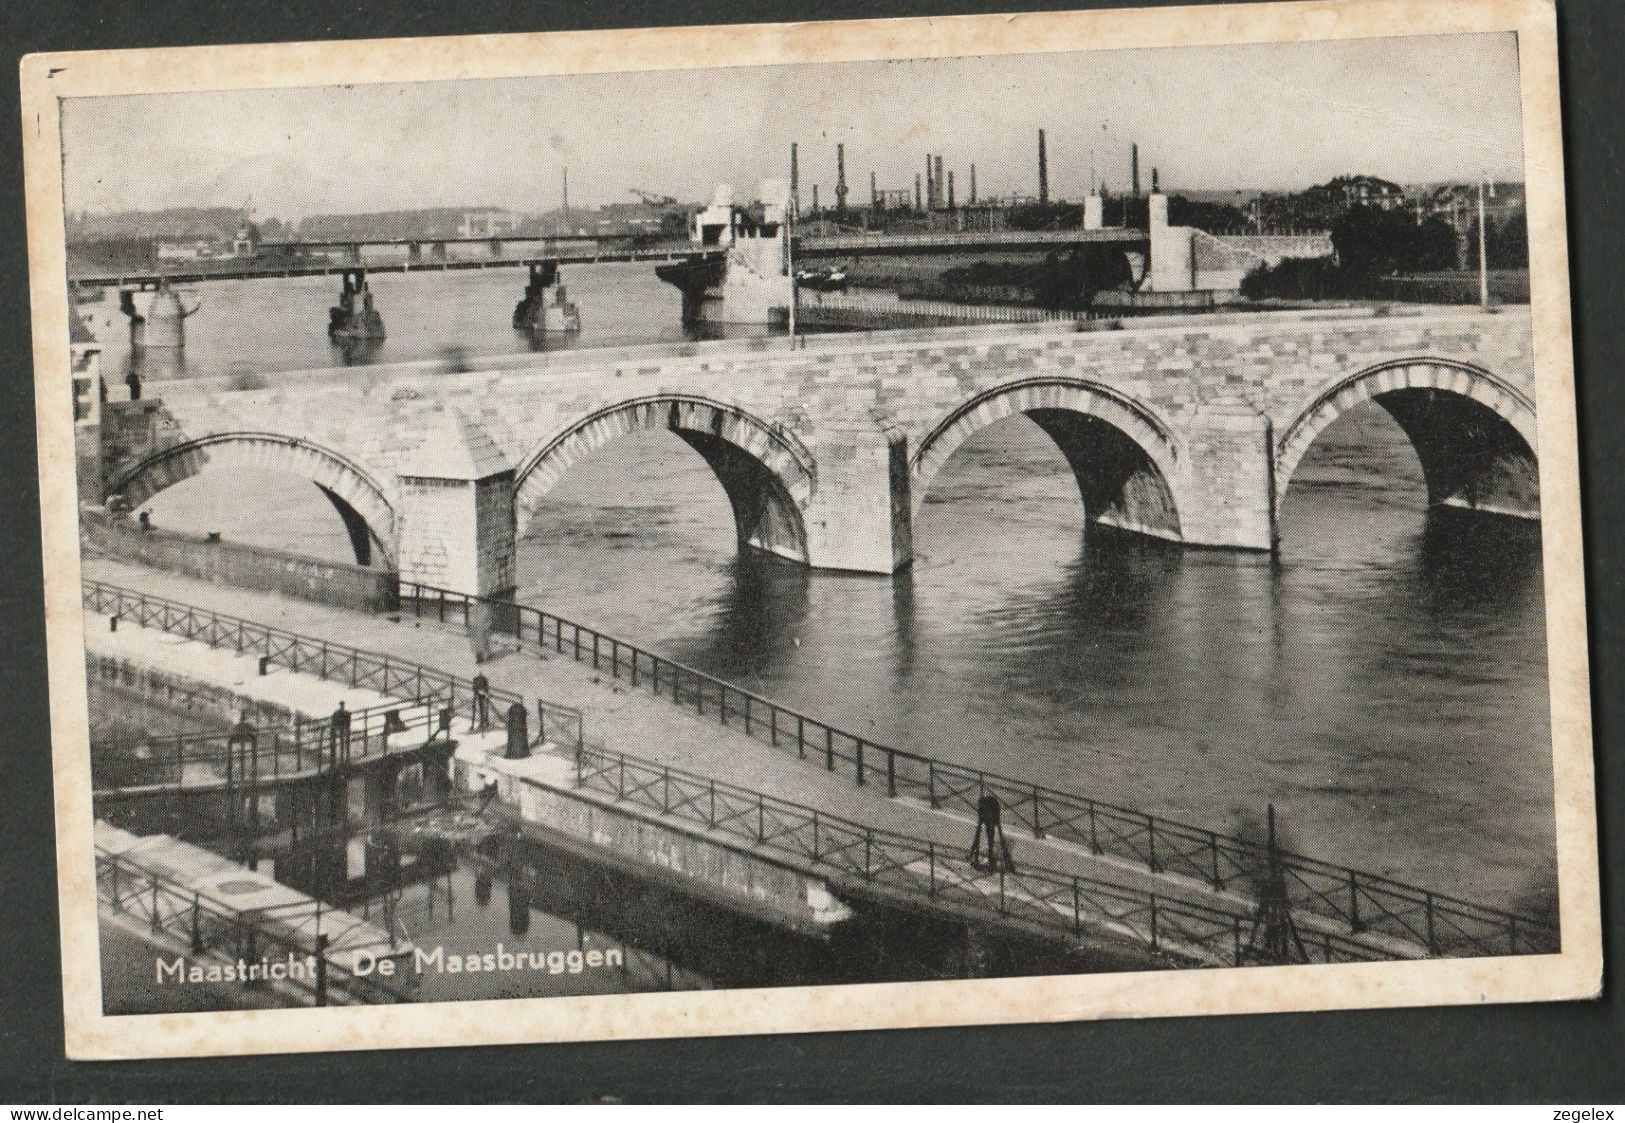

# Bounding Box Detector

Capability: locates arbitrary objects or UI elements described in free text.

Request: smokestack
[790,142,799,213]
[925,154,934,211]
[915,173,923,211]
[947,170,956,210]
[562,168,569,222]
[870,170,877,206]
[1038,129,1049,205]
[934,156,944,209]
[1151,166,1159,194]
[835,143,848,213]
[1132,143,1140,200]
[969,164,977,205]
[812,184,819,212]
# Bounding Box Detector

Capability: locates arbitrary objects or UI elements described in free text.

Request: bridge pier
[396,411,517,599]
[328,270,386,343]
[512,262,580,336]
[800,413,913,573]
[120,280,198,353]
[1180,404,1278,551]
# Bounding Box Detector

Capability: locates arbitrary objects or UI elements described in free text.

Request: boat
[795,267,848,292]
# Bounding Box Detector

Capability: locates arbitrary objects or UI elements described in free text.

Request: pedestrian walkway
[81,556,1426,958]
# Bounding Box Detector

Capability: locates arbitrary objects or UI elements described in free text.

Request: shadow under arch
[911,377,1186,543]
[514,395,816,565]
[1275,358,1539,520]
[106,432,398,567]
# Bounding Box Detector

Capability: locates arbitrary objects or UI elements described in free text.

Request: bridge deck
[68,247,723,289]
[795,228,1149,257]
[84,555,1432,961]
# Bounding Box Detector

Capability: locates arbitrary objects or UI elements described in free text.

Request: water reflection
[118,264,1556,918]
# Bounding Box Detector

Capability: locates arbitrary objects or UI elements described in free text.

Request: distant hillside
[67,207,245,243]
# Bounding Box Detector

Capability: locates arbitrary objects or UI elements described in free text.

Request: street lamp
[227,711,258,863]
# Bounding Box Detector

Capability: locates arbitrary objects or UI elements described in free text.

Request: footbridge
[93,304,1539,596]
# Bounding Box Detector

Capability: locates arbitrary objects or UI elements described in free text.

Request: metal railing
[90,693,446,796]
[96,845,412,1005]
[401,580,1558,959]
[564,741,1385,968]
[84,579,584,756]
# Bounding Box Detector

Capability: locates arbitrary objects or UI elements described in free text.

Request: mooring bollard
[504,702,529,760]
[109,615,118,632]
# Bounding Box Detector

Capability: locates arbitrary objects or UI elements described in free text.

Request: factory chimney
[947,170,956,211]
[915,173,923,212]
[870,170,877,207]
[1151,166,1159,194]
[790,142,799,214]
[835,143,848,214]
[1132,143,1140,200]
[925,155,934,211]
[969,164,977,205]
[1038,129,1049,205]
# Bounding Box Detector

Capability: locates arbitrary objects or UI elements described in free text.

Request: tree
[1167,195,1249,232]
[1491,209,1528,269]
[1331,206,1456,278]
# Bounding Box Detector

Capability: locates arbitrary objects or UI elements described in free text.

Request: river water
[108,263,1557,919]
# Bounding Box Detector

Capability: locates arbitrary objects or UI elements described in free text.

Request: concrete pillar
[71,335,105,504]
[801,411,912,574]
[1149,191,1169,230]
[1146,192,1196,293]
[1179,402,1275,550]
[395,411,518,598]
[1083,194,1103,231]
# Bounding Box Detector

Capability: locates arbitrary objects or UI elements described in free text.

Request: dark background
[1,0,1619,1103]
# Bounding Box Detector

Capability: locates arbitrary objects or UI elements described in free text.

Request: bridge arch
[1275,359,1539,517]
[107,432,399,567]
[912,377,1187,542]
[514,395,817,564]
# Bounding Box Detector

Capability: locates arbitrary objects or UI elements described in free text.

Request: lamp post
[1478,174,1496,310]
[227,712,258,864]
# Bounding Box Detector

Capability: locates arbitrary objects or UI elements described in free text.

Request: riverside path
[83,554,1542,963]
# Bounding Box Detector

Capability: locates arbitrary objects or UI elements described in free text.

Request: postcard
[19,0,1599,1060]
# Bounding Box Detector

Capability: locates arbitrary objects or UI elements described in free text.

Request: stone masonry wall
[132,306,1536,572]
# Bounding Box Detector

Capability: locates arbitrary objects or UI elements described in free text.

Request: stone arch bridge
[99,306,1539,597]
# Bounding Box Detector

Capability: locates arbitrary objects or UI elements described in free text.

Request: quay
[82,555,1554,966]
[96,821,415,1008]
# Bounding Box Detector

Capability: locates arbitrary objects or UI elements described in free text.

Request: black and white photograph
[19,0,1600,1060]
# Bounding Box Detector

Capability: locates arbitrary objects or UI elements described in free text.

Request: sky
[60,31,1526,222]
